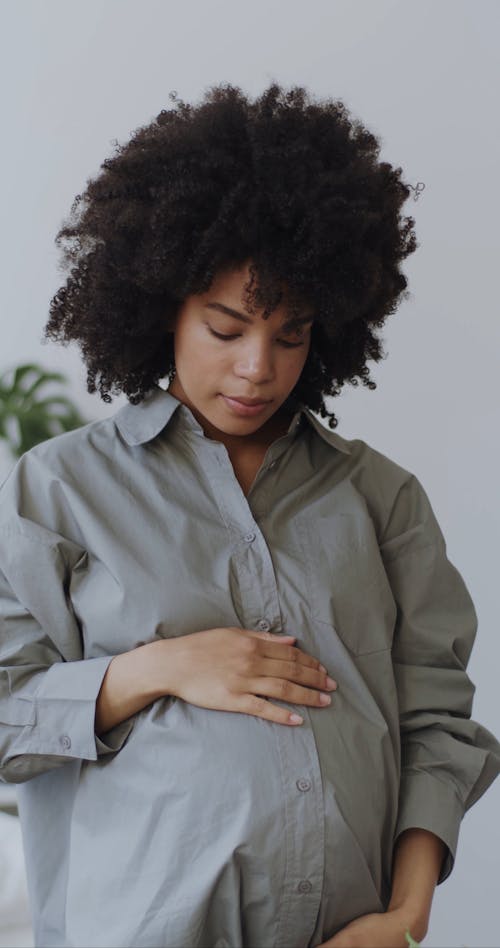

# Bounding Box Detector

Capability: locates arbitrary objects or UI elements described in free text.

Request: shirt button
[257,619,271,632]
[60,735,72,750]
[297,880,312,894]
[296,778,312,792]
[243,532,256,543]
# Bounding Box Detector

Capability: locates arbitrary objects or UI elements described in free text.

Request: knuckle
[278,679,290,698]
[240,640,257,664]
[294,662,304,680]
[248,695,267,714]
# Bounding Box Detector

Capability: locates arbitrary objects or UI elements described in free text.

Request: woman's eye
[207,327,304,348]
[208,329,239,341]
[277,339,304,348]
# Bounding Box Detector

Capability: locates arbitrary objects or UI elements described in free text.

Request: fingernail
[319,664,327,673]
[326,676,337,690]
[289,713,303,724]
[319,693,332,705]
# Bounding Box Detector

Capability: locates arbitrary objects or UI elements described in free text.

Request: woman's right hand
[150,626,337,726]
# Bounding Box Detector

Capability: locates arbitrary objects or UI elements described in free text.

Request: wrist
[95,643,165,737]
[142,637,182,701]
[387,828,445,943]
[387,901,430,944]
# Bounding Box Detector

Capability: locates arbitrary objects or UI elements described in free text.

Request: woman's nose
[234,342,275,382]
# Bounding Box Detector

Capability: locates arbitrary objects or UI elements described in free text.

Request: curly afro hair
[43,81,418,428]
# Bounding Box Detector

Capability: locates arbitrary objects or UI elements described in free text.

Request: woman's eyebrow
[205,302,253,323]
[205,301,314,331]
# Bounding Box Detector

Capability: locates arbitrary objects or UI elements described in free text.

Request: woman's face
[167,262,313,442]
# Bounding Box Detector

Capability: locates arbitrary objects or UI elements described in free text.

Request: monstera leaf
[0,363,88,459]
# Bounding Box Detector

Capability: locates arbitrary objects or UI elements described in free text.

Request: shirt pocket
[295,511,396,656]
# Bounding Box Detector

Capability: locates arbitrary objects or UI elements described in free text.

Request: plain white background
[1,1,499,945]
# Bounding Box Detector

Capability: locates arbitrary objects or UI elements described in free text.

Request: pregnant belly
[64,698,287,946]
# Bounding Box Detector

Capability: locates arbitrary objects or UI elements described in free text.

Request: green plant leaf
[405,930,420,947]
[18,371,69,404]
[0,361,89,458]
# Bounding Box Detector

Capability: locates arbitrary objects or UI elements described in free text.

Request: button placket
[199,448,281,636]
[272,695,325,946]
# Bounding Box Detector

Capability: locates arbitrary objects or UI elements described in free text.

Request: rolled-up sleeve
[0,521,134,783]
[379,472,500,883]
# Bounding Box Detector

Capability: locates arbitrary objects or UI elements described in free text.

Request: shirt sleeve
[0,516,134,784]
[379,472,500,884]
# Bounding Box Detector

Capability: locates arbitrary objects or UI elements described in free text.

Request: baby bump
[64,698,286,946]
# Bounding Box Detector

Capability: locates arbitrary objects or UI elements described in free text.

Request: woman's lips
[220,395,270,417]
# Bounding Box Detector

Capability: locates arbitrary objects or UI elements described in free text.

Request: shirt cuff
[20,655,135,762]
[394,770,465,884]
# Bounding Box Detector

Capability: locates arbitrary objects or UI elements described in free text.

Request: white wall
[1,1,499,945]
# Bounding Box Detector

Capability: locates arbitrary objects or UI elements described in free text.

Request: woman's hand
[317,907,421,947]
[150,626,337,726]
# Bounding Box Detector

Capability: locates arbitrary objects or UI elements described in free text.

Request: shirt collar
[113,384,351,455]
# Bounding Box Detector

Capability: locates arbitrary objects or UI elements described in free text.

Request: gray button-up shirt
[1,385,499,948]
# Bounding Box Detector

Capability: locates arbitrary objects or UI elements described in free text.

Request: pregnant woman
[1,82,499,948]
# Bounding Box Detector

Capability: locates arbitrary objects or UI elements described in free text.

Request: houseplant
[0,362,87,461]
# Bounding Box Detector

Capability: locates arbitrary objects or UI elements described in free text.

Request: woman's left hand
[317,907,421,947]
